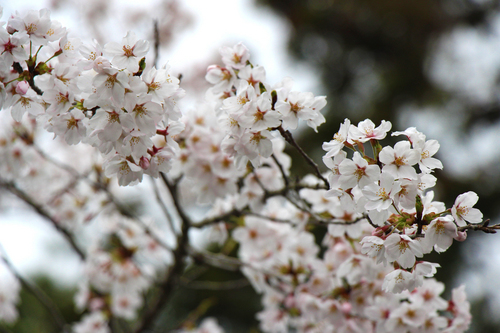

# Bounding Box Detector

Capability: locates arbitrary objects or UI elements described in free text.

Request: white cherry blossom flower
[222,79,256,114]
[7,9,52,45]
[275,91,326,131]
[238,64,266,89]
[120,130,153,160]
[146,146,175,177]
[8,91,44,121]
[393,178,418,210]
[239,92,281,131]
[414,139,443,173]
[104,154,143,186]
[0,264,20,324]
[392,126,426,146]
[349,119,391,143]
[78,39,104,70]
[388,302,426,328]
[142,65,181,104]
[384,233,423,269]
[382,268,418,293]
[205,65,236,93]
[0,30,29,64]
[451,191,482,226]
[379,140,420,179]
[73,311,110,333]
[424,215,457,253]
[51,109,88,145]
[92,69,130,105]
[409,279,448,311]
[338,151,380,189]
[89,107,134,142]
[322,118,351,158]
[220,42,250,69]
[43,88,74,115]
[58,34,82,61]
[104,31,149,72]
[124,94,163,134]
[362,172,401,211]
[111,291,142,320]
[360,235,386,265]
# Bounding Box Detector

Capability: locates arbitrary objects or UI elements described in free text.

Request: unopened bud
[15,81,29,95]
[454,231,467,242]
[139,156,150,170]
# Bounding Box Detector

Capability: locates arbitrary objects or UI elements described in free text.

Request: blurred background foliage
[4,0,500,332]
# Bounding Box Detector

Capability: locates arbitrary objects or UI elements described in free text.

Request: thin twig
[0,180,85,260]
[271,153,289,188]
[133,173,191,333]
[149,176,177,235]
[32,145,171,251]
[153,20,160,68]
[192,209,241,228]
[277,126,329,188]
[458,219,499,233]
[0,245,69,332]
[180,278,249,290]
[186,245,242,272]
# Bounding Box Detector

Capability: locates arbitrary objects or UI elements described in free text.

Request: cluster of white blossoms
[0,7,184,187]
[0,6,489,333]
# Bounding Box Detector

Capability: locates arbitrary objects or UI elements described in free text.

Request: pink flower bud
[139,156,150,170]
[93,56,112,73]
[89,298,105,311]
[15,81,29,95]
[341,302,352,314]
[454,231,467,242]
[372,225,390,238]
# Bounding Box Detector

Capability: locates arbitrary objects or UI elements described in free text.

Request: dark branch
[277,126,329,188]
[458,219,499,233]
[133,173,191,333]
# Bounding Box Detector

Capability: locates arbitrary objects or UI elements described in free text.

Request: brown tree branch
[133,173,191,333]
[277,126,329,188]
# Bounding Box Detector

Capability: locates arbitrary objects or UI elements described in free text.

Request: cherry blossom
[349,119,392,142]
[384,233,423,269]
[104,31,149,72]
[451,191,483,226]
[338,151,380,189]
[322,118,351,158]
[379,140,420,180]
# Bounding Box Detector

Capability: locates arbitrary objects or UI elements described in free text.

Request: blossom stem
[271,153,289,188]
[149,176,178,236]
[277,126,329,188]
